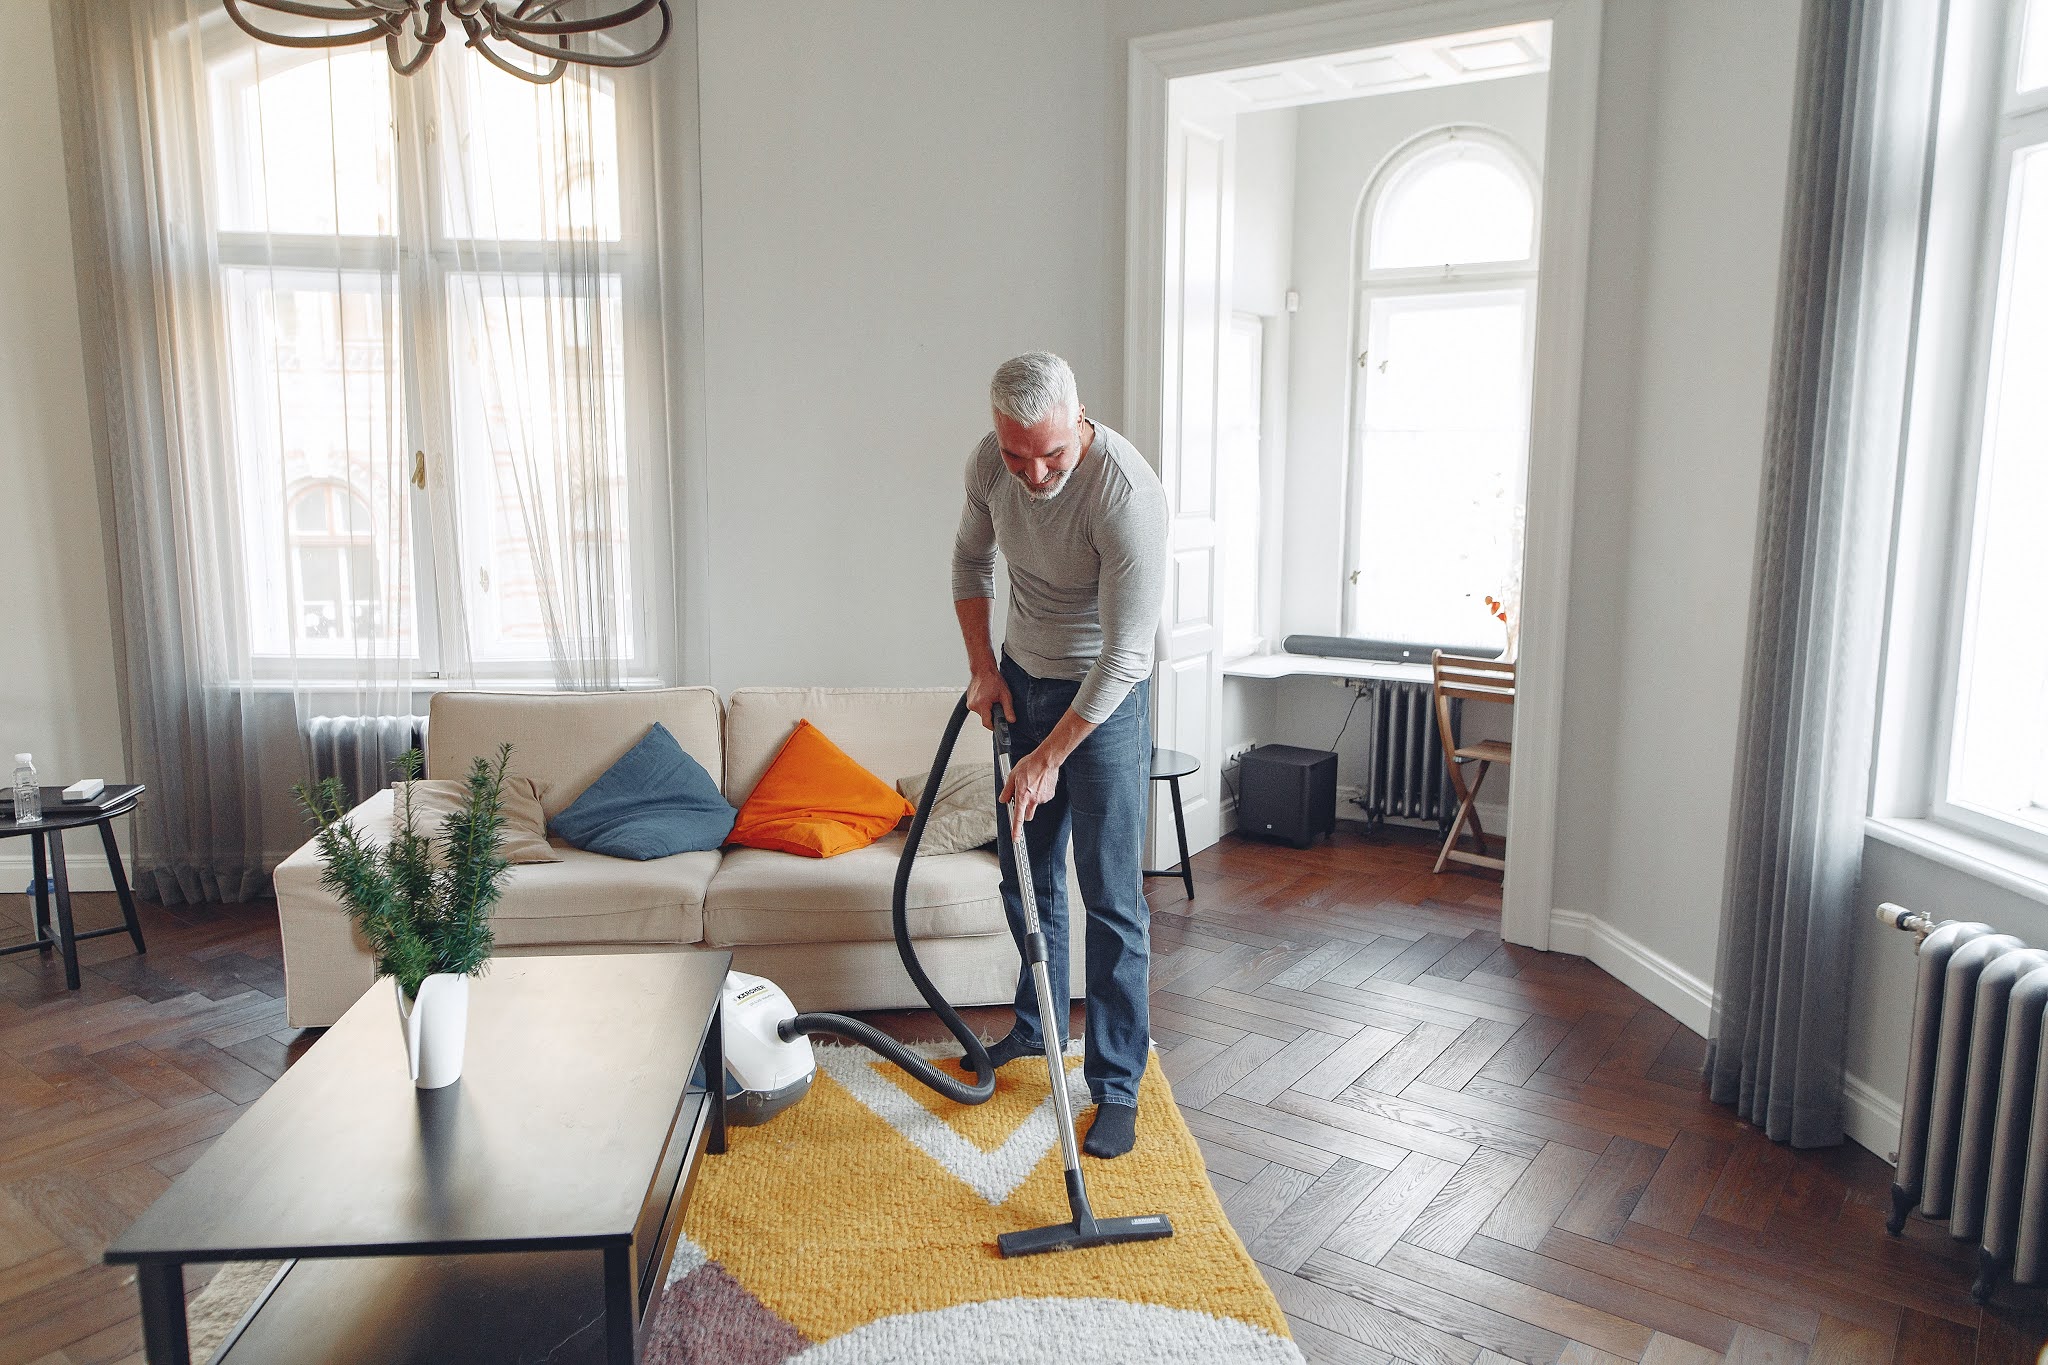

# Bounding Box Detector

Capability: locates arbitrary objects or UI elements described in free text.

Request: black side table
[1,785,147,990]
[1142,748,1200,901]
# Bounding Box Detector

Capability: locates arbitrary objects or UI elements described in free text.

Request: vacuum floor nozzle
[998,1213,1175,1258]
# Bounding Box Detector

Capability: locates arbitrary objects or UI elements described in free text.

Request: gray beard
[1019,469,1071,502]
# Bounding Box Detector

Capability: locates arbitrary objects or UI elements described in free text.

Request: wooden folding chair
[1431,650,1515,875]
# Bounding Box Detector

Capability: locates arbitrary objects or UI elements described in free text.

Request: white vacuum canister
[718,971,815,1125]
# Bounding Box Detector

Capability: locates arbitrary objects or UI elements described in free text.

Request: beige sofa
[276,686,1085,1029]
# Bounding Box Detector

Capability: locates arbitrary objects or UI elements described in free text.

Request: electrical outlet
[1224,741,1259,766]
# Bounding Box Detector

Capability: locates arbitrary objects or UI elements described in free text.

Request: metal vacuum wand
[991,708,1173,1258]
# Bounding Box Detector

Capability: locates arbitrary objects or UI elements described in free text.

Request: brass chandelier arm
[495,0,660,37]
[222,0,397,49]
[488,1,669,68]
[238,0,414,16]
[461,14,569,84]
[386,27,443,75]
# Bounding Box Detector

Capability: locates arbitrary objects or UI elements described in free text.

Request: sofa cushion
[395,777,559,864]
[281,787,711,948]
[702,836,1004,946]
[490,845,716,947]
[728,720,914,858]
[549,723,736,860]
[426,687,723,818]
[897,763,998,857]
[723,687,981,807]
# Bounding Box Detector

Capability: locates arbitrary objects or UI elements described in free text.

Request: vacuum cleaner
[714,694,1173,1257]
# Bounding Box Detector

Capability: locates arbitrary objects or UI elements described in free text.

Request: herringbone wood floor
[1,827,2043,1363]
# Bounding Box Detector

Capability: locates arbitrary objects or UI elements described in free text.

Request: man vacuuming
[952,351,1169,1160]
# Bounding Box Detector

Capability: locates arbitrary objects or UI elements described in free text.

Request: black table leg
[48,829,80,991]
[704,995,726,1156]
[1169,777,1194,902]
[100,818,147,955]
[30,832,51,953]
[137,1258,191,1364]
[602,1242,636,1365]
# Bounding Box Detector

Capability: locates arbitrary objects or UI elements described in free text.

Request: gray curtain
[53,1,271,905]
[1708,0,1945,1146]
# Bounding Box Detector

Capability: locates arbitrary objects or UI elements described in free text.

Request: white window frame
[1340,125,1541,643]
[199,32,668,686]
[1879,0,2048,864]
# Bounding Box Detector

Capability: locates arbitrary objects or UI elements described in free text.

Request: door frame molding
[1124,0,1605,951]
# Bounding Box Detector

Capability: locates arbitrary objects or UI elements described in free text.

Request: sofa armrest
[277,788,396,1028]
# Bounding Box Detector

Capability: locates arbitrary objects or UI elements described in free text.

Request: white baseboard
[0,847,121,894]
[1843,1070,1902,1166]
[1547,906,1903,1165]
[1548,907,1715,1037]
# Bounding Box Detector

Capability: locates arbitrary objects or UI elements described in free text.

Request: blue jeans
[997,652,1151,1107]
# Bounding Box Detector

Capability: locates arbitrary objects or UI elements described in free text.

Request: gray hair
[990,352,1080,426]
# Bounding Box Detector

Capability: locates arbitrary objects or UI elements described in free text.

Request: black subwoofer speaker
[1236,744,1338,849]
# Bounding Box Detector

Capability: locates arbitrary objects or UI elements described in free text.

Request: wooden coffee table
[106,951,729,1364]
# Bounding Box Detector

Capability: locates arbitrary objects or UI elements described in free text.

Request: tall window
[206,37,656,679]
[1935,0,2048,848]
[1343,130,1537,651]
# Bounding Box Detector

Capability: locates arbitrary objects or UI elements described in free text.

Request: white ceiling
[1184,21,1552,112]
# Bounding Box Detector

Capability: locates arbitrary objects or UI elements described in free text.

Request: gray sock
[1084,1101,1138,1158]
[962,1032,1041,1072]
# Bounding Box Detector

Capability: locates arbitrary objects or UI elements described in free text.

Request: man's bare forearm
[1036,707,1097,766]
[955,598,1000,677]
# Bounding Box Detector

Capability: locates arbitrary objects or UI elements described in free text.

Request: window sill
[1865,816,2048,909]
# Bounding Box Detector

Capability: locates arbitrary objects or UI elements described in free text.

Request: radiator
[1883,902,2048,1302]
[1351,679,1459,831]
[304,713,428,804]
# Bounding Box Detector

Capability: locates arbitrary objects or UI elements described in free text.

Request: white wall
[1233,108,1298,316]
[0,0,128,892]
[1548,0,1800,1011]
[695,5,1121,692]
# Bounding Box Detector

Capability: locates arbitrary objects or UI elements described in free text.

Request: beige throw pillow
[897,764,998,857]
[393,777,561,864]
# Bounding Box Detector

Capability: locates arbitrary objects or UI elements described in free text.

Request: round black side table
[1,785,148,991]
[1142,748,1200,902]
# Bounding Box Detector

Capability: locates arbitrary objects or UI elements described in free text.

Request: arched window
[1368,135,1536,271]
[1344,129,1540,651]
[288,482,380,644]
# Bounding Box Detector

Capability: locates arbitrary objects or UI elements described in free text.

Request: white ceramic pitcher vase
[395,973,469,1089]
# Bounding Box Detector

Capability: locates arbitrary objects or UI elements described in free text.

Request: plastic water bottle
[11,755,39,825]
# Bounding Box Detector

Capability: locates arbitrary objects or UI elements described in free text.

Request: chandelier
[221,0,672,83]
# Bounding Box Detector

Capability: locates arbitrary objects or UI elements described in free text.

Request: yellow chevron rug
[643,1041,1304,1364]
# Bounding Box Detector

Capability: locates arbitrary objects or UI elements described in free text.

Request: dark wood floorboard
[1,826,2043,1363]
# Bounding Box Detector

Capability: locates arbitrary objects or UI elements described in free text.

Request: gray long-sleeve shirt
[951,420,1169,723]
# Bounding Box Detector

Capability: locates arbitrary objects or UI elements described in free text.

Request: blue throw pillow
[548,723,736,860]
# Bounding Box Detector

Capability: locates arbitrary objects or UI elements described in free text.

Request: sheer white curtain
[54,0,685,900]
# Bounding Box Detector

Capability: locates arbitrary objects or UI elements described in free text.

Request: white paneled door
[1150,82,1233,870]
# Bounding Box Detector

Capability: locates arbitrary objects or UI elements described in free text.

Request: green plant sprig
[293,744,514,1001]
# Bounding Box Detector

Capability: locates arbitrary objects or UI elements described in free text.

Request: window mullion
[389,70,460,683]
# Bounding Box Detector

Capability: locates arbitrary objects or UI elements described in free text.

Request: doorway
[1126,0,1602,950]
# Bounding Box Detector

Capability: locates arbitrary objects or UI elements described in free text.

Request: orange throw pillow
[728,719,915,858]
